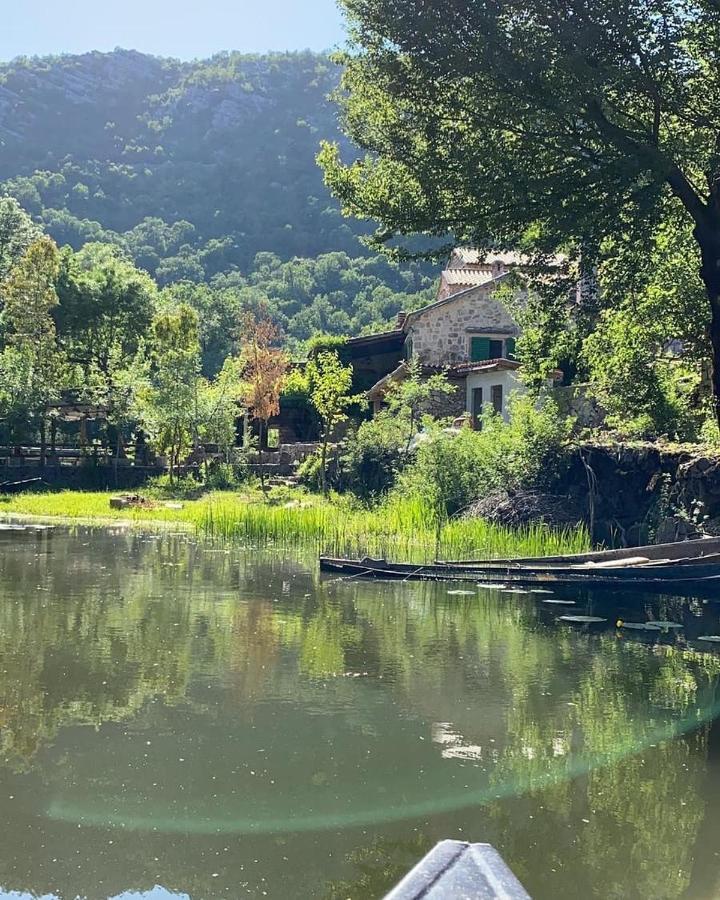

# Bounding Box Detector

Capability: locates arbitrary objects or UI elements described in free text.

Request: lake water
[1,525,720,899]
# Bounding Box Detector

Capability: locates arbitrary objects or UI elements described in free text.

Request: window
[470,337,490,361]
[470,336,508,361]
[505,337,516,359]
[471,387,483,429]
[491,384,503,414]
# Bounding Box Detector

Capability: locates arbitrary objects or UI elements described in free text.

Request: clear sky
[0,0,347,63]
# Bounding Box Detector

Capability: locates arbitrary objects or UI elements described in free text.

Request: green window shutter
[470,337,491,361]
[505,337,516,359]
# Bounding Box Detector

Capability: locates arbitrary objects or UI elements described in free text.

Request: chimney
[396,310,408,329]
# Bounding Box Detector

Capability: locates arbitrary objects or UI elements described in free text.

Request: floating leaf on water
[447,589,475,596]
[542,599,576,605]
[558,615,607,624]
[616,621,661,631]
[646,621,684,630]
[697,635,720,643]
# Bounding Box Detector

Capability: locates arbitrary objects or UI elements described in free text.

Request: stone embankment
[469,440,720,546]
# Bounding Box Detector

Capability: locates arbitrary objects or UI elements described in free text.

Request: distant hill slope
[0,49,373,278]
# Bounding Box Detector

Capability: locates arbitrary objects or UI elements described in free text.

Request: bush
[338,412,408,499]
[296,450,325,491]
[145,473,204,499]
[204,461,240,491]
[397,394,573,517]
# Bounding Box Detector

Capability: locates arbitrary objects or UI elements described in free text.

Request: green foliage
[135,304,202,480]
[398,396,573,517]
[0,238,70,448]
[0,196,42,284]
[296,449,325,492]
[54,242,158,375]
[306,350,359,495]
[582,218,708,439]
[336,361,455,499]
[339,412,408,498]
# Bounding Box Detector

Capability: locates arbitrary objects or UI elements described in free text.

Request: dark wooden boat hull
[318,556,720,591]
[439,535,720,566]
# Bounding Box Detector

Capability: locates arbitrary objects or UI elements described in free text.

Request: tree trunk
[696,225,720,426]
[321,433,328,497]
[258,420,266,493]
[707,294,720,426]
[39,414,47,468]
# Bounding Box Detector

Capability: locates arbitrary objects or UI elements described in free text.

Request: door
[471,387,484,429]
[491,384,503,415]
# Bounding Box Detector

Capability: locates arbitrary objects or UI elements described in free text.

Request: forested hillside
[0,49,366,270]
[0,49,436,339]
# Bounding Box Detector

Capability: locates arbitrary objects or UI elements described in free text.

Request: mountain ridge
[0,48,372,276]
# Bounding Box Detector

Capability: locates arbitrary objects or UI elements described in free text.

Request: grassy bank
[0,489,591,562]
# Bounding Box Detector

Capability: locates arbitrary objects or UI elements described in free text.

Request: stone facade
[405,284,519,367]
[421,380,467,420]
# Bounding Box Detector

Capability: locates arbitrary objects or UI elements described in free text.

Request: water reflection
[0,526,718,897]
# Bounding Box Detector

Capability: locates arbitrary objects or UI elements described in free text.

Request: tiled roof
[448,358,522,375]
[441,268,496,286]
[449,247,566,268]
[449,248,528,267]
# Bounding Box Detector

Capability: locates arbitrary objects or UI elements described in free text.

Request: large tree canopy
[319,0,720,416]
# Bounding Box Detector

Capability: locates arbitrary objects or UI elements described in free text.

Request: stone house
[365,248,558,424]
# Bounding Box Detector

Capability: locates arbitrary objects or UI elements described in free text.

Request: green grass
[0,488,590,562]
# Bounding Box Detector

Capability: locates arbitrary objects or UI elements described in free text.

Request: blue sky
[0,0,347,63]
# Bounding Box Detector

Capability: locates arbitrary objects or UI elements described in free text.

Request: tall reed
[194,494,590,562]
[2,489,590,561]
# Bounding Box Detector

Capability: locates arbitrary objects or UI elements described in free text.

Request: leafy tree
[162,281,241,377]
[195,356,246,460]
[54,243,157,376]
[0,238,68,460]
[582,217,708,439]
[320,0,720,421]
[136,305,202,482]
[306,350,358,496]
[0,197,42,284]
[239,314,289,490]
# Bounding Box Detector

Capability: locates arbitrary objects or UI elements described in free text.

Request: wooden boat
[319,537,720,591]
[439,535,720,566]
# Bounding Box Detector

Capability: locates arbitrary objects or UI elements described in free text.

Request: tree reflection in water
[0,526,717,898]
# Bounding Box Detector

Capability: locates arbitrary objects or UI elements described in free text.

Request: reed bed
[1,489,590,562]
[194,494,590,562]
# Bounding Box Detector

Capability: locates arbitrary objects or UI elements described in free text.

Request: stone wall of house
[406,285,519,366]
[420,380,467,420]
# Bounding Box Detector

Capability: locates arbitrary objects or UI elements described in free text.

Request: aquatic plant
[0,489,590,562]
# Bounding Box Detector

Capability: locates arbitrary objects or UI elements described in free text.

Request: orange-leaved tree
[239,312,288,491]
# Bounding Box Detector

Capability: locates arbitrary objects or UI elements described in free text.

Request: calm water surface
[0,525,720,899]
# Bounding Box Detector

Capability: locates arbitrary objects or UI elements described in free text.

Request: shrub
[204,461,240,491]
[338,412,408,499]
[296,449,325,491]
[397,394,573,517]
[145,472,204,499]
